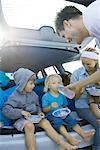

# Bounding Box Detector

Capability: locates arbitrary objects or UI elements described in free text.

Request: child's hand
[51,102,59,108]
[38,112,45,118]
[64,106,68,109]
[21,110,31,118]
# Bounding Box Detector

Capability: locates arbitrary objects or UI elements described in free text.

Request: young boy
[3,68,77,150]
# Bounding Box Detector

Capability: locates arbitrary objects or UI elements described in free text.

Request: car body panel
[0,123,94,150]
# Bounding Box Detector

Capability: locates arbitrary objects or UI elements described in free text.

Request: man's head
[55,6,89,44]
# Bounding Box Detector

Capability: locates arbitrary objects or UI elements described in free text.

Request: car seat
[0,71,16,126]
[34,78,45,108]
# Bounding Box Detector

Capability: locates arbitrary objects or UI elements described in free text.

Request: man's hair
[55,6,82,34]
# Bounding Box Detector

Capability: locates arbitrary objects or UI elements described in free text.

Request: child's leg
[59,125,80,146]
[38,119,77,150]
[59,146,76,150]
[59,147,66,150]
[73,124,95,142]
[24,122,36,150]
[64,114,94,142]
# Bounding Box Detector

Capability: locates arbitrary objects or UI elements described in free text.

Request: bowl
[52,108,71,118]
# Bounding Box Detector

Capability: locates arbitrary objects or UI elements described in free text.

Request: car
[0,0,96,150]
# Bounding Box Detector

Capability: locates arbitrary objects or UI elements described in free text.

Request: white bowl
[52,108,71,118]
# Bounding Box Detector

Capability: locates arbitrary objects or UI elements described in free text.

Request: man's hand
[21,110,31,118]
[66,83,81,93]
[66,83,84,98]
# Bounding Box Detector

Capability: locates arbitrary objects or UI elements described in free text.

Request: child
[3,68,77,150]
[42,74,94,146]
[88,95,100,122]
[88,84,100,124]
[70,48,100,150]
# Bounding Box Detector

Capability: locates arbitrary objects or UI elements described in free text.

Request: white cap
[81,51,98,60]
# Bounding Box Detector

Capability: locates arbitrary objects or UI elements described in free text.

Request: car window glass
[37,71,44,79]
[62,60,82,73]
[45,66,59,75]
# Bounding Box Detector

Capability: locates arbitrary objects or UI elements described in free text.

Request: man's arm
[67,70,100,95]
[77,70,100,86]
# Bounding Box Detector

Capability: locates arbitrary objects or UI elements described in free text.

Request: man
[55,0,100,92]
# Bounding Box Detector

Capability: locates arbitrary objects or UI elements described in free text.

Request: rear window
[45,66,60,75]
[62,60,82,73]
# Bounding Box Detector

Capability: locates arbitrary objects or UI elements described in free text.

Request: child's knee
[39,119,50,128]
[24,122,35,132]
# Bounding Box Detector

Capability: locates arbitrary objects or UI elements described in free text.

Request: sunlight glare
[1,0,85,29]
[2,0,67,29]
[0,28,6,47]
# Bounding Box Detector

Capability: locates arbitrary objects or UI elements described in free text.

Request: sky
[1,0,86,30]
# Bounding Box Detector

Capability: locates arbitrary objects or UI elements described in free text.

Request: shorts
[14,118,32,132]
[46,114,77,132]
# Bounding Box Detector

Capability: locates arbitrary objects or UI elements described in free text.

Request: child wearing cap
[70,48,100,150]
[80,48,100,123]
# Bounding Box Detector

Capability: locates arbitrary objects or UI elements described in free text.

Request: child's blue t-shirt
[42,92,68,115]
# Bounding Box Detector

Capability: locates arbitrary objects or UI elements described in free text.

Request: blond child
[42,74,94,147]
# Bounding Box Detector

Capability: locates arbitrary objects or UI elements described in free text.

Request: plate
[86,87,100,96]
[27,115,43,123]
[52,108,71,118]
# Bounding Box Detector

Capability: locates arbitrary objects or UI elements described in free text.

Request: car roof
[65,0,95,7]
[0,27,80,72]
